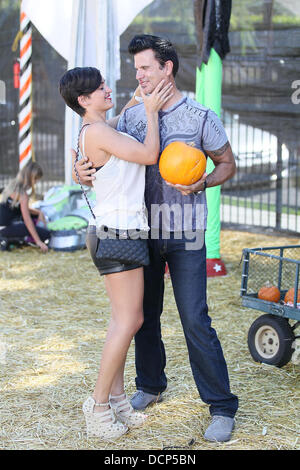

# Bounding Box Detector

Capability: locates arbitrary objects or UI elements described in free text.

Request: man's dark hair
[59,67,102,117]
[128,34,179,78]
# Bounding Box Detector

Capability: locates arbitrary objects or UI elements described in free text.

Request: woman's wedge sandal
[82,396,128,440]
[109,393,148,427]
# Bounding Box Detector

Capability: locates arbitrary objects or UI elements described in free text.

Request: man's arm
[204,141,236,187]
[166,141,236,195]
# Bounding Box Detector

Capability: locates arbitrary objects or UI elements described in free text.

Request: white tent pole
[63,0,154,185]
[106,0,116,120]
[64,0,85,185]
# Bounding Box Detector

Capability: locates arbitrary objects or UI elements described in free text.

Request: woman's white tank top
[81,126,149,231]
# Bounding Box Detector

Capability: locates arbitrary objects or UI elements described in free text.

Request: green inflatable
[196,48,226,276]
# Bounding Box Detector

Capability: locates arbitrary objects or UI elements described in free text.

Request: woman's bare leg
[103,280,127,397]
[92,267,144,410]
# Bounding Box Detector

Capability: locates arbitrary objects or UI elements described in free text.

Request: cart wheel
[247,314,295,368]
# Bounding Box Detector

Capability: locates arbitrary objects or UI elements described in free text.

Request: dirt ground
[0,229,299,450]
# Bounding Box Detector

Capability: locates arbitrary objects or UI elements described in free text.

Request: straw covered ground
[0,229,299,451]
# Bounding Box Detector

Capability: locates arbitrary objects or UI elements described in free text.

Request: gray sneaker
[204,415,235,442]
[130,390,162,410]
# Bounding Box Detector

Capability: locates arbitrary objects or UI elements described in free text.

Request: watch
[194,179,207,195]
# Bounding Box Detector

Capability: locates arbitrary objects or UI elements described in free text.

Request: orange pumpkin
[159,141,206,185]
[258,286,280,303]
[284,288,300,304]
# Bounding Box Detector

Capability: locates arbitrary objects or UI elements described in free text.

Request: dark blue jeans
[134,231,238,418]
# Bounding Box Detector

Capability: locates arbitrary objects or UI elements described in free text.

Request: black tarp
[193,0,232,67]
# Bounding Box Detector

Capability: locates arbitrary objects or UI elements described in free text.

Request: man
[75,34,238,442]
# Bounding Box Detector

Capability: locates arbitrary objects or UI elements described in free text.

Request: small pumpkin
[258,285,280,303]
[284,288,300,304]
[159,141,206,185]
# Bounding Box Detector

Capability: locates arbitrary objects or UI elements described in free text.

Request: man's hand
[71,149,95,186]
[166,172,208,196]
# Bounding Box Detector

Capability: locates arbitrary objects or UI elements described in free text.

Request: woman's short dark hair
[59,67,102,116]
[128,34,179,78]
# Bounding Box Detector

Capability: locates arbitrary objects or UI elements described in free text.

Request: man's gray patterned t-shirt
[117,96,228,233]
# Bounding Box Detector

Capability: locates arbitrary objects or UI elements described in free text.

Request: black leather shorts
[86,225,143,276]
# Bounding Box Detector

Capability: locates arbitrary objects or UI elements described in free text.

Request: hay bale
[0,230,299,450]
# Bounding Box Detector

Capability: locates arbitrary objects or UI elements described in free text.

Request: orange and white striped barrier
[19,10,33,169]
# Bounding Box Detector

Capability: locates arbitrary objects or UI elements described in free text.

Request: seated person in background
[0,161,50,252]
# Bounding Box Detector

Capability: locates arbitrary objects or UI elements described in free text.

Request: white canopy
[21,0,153,183]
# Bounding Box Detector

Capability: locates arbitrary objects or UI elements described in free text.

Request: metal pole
[276,137,283,230]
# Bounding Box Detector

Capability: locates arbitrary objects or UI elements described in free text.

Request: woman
[0,162,49,253]
[59,67,173,440]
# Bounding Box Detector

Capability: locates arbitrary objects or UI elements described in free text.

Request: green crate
[241,245,300,321]
[240,245,300,367]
